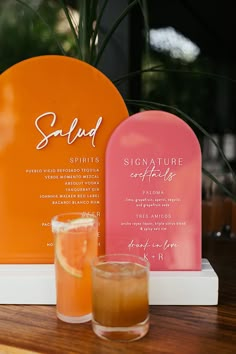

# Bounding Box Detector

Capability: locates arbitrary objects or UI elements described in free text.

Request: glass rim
[51,212,97,232]
[51,211,97,221]
[91,253,150,276]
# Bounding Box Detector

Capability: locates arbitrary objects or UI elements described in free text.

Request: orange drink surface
[52,213,98,323]
[91,254,149,341]
[93,262,148,326]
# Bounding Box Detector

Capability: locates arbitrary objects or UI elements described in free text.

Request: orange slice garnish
[56,220,90,277]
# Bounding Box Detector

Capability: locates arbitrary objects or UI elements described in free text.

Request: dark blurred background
[0,0,236,172]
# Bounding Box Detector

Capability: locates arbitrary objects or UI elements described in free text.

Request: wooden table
[0,237,235,354]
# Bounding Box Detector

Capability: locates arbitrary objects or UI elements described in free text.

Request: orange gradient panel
[0,55,128,263]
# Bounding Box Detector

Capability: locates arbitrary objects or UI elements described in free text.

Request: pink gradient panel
[105,111,201,270]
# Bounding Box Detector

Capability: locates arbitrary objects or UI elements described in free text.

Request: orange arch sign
[0,55,128,263]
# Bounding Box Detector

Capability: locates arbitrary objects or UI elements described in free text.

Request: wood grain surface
[0,344,40,354]
[0,237,235,354]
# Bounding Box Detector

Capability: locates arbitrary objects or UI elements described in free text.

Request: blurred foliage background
[0,0,236,172]
[0,0,77,72]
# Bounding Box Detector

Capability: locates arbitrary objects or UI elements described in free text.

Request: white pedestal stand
[0,259,218,305]
[0,264,56,304]
[149,259,218,305]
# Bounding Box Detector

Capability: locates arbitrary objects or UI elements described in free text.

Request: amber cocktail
[51,212,98,323]
[91,254,149,341]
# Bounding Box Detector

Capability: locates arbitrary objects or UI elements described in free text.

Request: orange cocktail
[52,212,98,323]
[91,254,150,341]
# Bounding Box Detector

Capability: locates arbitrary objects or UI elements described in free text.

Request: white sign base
[0,264,56,305]
[0,259,218,305]
[149,259,218,305]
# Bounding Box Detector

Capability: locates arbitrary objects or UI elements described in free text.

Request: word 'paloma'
[35,112,103,150]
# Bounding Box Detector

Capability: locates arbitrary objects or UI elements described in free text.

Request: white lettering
[35,112,102,150]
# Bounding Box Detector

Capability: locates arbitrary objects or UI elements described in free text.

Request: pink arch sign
[105,110,201,270]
